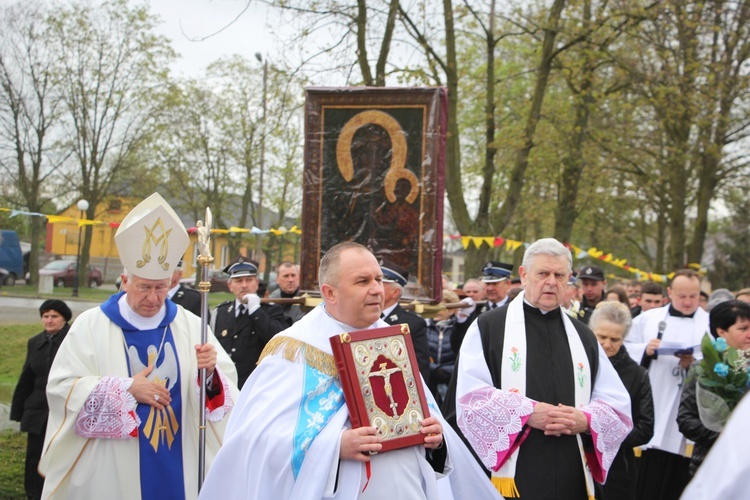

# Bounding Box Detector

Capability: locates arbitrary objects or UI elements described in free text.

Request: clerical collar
[668,305,696,318]
[167,283,181,299]
[522,297,559,316]
[118,294,166,330]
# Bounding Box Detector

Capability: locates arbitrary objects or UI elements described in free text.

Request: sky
[147,0,278,78]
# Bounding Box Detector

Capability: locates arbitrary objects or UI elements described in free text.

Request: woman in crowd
[426,289,459,405]
[606,285,630,307]
[677,299,750,476]
[590,301,654,500]
[10,299,73,500]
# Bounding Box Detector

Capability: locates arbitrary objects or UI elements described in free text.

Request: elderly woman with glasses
[590,301,655,500]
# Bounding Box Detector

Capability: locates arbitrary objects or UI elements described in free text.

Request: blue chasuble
[101,293,185,500]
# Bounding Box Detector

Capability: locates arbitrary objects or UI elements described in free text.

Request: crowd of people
[10,194,750,499]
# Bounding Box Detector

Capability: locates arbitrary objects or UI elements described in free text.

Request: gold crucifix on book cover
[330,323,431,452]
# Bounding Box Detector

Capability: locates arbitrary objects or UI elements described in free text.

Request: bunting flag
[0,207,302,240]
[443,233,701,282]
[0,205,699,280]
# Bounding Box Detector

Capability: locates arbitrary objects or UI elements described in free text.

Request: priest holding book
[445,238,632,499]
[200,241,500,499]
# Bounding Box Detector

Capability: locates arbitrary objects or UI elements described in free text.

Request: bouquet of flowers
[694,334,750,432]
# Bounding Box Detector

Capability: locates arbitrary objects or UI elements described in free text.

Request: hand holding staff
[196,208,214,491]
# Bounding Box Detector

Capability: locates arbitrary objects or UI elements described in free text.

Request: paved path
[0,404,19,431]
[0,296,104,324]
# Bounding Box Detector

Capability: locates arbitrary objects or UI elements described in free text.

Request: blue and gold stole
[101,294,185,499]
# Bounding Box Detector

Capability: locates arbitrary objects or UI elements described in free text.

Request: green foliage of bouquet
[694,334,750,431]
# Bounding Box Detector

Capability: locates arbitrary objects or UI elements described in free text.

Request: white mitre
[115,193,189,280]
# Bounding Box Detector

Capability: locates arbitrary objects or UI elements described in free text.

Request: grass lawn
[0,429,25,499]
[0,324,38,404]
[0,324,37,499]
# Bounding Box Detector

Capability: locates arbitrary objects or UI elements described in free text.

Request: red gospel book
[329,323,431,452]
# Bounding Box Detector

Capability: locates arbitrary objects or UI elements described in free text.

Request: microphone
[656,320,666,340]
[642,320,667,369]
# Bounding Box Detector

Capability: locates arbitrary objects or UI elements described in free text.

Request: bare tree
[0,1,67,284]
[48,0,175,285]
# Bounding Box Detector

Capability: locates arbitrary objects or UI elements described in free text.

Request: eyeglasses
[132,284,170,296]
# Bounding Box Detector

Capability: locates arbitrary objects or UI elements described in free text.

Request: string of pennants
[449,234,704,284]
[3,207,702,283]
[0,207,302,236]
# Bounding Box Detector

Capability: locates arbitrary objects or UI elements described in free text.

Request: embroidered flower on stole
[509,347,522,372]
[576,362,586,388]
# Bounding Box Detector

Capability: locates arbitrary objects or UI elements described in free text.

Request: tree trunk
[553,0,592,244]
[477,0,497,232]
[442,0,471,235]
[27,215,44,286]
[490,0,567,232]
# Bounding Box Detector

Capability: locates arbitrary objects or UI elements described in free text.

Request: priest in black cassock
[444,238,633,499]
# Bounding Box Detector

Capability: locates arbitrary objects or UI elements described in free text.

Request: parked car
[0,267,8,286]
[0,230,23,285]
[39,260,103,288]
[207,269,230,293]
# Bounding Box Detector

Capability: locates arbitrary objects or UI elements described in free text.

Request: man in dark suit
[11,299,72,499]
[210,258,289,388]
[378,258,431,385]
[168,260,201,317]
[450,261,514,353]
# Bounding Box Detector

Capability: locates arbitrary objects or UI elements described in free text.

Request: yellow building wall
[46,197,234,277]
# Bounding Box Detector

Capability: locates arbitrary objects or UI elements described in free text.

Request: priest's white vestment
[200,304,500,500]
[40,298,238,499]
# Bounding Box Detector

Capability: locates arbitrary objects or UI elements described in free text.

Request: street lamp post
[72,199,89,297]
[254,52,267,264]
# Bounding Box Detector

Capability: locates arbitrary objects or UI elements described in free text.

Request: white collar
[118,294,166,330]
[382,302,398,318]
[522,297,553,315]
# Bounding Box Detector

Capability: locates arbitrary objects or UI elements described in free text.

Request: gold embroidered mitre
[115,193,189,280]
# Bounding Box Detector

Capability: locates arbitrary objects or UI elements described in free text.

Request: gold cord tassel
[491,477,520,498]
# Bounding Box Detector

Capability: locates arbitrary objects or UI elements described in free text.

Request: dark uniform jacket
[450,308,480,354]
[11,324,70,434]
[580,292,607,325]
[171,284,202,317]
[381,303,431,385]
[449,297,507,354]
[211,301,290,388]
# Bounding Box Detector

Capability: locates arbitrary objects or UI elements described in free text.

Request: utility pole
[254,53,267,266]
